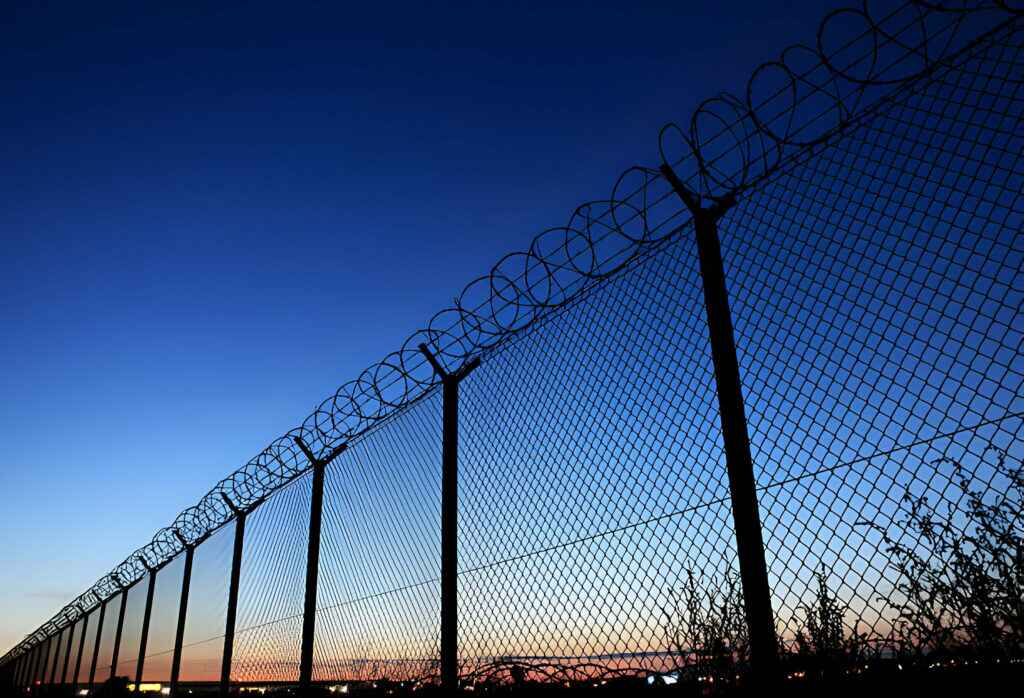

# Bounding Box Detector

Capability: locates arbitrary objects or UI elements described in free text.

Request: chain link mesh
[178,519,235,683]
[723,17,1023,649]
[313,392,443,684]
[75,610,97,687]
[3,1,1022,693]
[91,595,121,686]
[230,471,311,683]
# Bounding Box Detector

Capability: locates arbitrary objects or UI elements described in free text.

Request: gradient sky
[0,0,834,652]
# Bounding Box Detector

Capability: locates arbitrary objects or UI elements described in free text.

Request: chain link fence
[3,1,1022,694]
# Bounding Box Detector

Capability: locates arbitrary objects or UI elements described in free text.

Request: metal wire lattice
[2,0,1022,692]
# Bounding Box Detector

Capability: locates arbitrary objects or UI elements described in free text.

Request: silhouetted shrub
[663,567,749,691]
[791,564,867,680]
[861,445,1023,662]
[93,676,130,697]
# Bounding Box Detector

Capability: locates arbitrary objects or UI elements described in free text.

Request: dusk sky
[1,0,833,653]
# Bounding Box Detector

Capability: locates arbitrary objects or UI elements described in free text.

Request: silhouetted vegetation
[662,568,749,693]
[653,445,1024,694]
[92,676,131,697]
[862,446,1023,663]
[789,564,867,681]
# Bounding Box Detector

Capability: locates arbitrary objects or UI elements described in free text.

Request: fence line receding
[3,0,1022,694]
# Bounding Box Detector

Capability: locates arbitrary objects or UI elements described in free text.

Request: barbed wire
[3,0,1020,668]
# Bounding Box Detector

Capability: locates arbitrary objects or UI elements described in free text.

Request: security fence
[3,0,1022,694]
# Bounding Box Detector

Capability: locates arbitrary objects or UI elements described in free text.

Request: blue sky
[0,0,836,652]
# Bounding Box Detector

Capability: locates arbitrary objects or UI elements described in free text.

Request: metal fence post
[418,344,480,692]
[39,635,49,687]
[13,652,24,689]
[219,493,250,698]
[32,644,41,689]
[35,637,46,688]
[47,628,61,685]
[87,599,106,691]
[26,649,35,689]
[134,567,158,690]
[14,653,24,689]
[295,437,348,694]
[35,639,48,688]
[50,628,65,686]
[28,643,39,688]
[51,628,62,686]
[41,636,51,687]
[60,619,75,686]
[660,163,779,679]
[170,532,195,696]
[109,586,128,681]
[71,611,89,694]
[42,638,52,687]
[37,636,51,687]
[56,627,66,685]
[46,632,56,686]
[26,644,36,688]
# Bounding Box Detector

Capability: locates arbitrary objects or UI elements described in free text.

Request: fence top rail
[3,0,1019,666]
